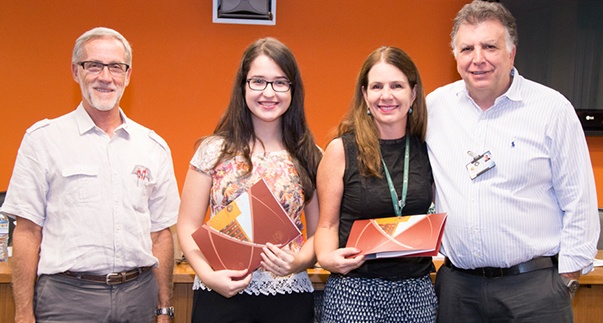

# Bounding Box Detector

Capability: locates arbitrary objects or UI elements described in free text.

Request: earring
[409,108,413,115]
[367,109,372,116]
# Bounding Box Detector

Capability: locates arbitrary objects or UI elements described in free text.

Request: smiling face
[245,54,292,127]
[363,60,416,139]
[454,18,516,106]
[71,37,131,112]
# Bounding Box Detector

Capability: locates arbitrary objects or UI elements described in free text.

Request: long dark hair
[207,37,321,201]
[337,46,427,177]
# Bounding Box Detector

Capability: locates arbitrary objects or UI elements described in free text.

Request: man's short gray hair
[72,27,132,66]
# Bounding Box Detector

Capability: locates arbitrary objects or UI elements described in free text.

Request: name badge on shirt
[466,151,496,180]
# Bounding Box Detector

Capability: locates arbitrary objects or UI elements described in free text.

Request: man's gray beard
[81,83,123,112]
[90,94,120,111]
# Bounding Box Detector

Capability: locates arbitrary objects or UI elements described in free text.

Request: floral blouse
[190,136,313,295]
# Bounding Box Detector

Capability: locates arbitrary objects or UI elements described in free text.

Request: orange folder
[192,179,301,271]
[346,213,447,259]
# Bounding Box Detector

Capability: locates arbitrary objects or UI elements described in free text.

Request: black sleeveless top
[339,132,434,279]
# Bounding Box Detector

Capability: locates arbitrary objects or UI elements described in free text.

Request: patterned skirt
[319,273,437,323]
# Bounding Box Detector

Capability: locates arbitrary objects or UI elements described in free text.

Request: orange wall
[1,1,601,206]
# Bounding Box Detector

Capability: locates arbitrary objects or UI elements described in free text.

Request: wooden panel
[573,285,603,323]
[172,283,193,323]
[0,283,15,322]
[0,282,602,322]
[2,254,603,322]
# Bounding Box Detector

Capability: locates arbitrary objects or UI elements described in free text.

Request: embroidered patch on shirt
[131,165,153,185]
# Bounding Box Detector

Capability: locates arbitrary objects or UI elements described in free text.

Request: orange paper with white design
[346,213,447,259]
[192,179,301,271]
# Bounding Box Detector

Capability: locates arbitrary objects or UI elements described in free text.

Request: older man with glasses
[1,27,180,322]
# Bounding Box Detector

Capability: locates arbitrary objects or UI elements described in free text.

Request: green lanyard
[380,135,410,217]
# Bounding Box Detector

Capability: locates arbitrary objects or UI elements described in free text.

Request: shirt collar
[453,67,523,106]
[74,103,131,136]
[504,67,522,102]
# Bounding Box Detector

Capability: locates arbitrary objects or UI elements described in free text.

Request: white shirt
[426,69,599,274]
[1,104,180,274]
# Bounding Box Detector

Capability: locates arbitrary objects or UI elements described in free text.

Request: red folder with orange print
[346,213,447,259]
[192,179,301,271]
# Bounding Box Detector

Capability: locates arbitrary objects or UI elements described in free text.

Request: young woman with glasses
[177,37,322,323]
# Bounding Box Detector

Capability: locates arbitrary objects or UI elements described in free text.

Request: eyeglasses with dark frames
[78,61,130,75]
[246,78,292,92]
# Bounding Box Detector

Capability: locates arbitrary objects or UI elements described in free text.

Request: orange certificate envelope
[346,213,447,259]
[192,179,301,271]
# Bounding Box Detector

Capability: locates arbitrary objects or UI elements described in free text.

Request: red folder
[346,213,447,259]
[192,179,301,271]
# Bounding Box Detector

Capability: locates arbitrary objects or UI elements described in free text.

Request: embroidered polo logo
[131,165,153,186]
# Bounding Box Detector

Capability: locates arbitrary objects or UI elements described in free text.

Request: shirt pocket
[61,164,101,204]
[134,179,156,213]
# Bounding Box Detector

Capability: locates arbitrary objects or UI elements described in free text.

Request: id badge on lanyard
[466,150,496,180]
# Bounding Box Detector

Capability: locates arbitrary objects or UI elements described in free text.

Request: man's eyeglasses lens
[79,61,129,75]
[247,78,291,92]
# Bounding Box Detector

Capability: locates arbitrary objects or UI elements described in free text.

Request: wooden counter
[2,252,603,323]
